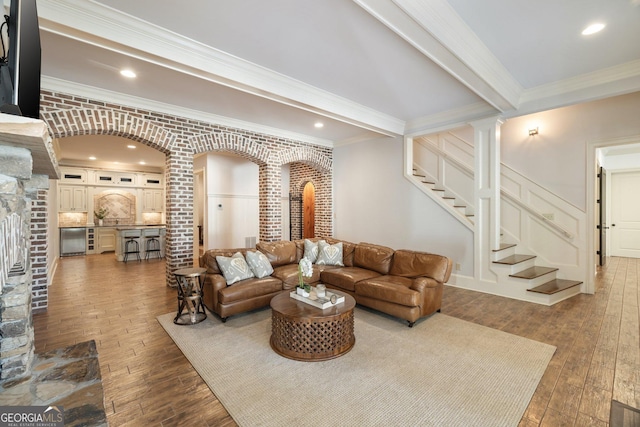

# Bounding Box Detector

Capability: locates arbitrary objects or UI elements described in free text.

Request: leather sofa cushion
[218,277,283,304]
[355,275,420,307]
[200,248,248,275]
[256,240,297,267]
[272,263,321,289]
[320,267,381,292]
[389,250,453,283]
[354,243,395,275]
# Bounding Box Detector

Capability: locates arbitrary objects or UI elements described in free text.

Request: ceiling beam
[354,0,522,113]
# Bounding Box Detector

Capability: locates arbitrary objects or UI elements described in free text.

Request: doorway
[302,182,315,238]
[610,170,640,258]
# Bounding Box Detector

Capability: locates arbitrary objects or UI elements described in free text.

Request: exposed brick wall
[39,90,333,287]
[289,163,333,239]
[30,189,48,311]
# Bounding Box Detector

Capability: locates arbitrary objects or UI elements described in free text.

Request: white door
[611,171,640,258]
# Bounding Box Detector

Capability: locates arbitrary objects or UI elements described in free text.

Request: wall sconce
[528,127,539,136]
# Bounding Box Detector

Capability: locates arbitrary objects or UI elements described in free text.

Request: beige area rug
[157,307,555,427]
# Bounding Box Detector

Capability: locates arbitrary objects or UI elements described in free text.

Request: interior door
[302,182,315,238]
[598,166,608,266]
[611,170,640,258]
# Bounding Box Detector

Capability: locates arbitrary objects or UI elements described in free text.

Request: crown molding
[514,59,640,117]
[37,0,405,136]
[41,76,336,148]
[355,0,522,112]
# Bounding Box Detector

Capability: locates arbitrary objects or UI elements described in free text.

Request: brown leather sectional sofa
[199,238,453,327]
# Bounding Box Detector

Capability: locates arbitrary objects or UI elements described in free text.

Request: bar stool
[143,228,162,260]
[173,267,207,325]
[123,230,141,262]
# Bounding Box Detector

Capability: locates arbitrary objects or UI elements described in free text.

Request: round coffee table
[270,290,356,361]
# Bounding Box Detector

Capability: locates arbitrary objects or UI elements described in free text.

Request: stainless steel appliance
[60,227,86,256]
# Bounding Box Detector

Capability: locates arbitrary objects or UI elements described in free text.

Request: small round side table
[173,267,207,325]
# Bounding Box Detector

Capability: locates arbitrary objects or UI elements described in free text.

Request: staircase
[411,169,475,226]
[408,131,586,306]
[492,243,582,304]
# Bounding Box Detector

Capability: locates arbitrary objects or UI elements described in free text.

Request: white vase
[98,219,103,226]
[296,287,309,298]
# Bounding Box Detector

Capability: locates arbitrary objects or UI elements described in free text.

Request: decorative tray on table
[289,289,345,309]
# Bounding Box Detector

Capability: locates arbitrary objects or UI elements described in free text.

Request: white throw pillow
[303,239,324,263]
[245,250,274,278]
[215,252,255,285]
[316,241,344,266]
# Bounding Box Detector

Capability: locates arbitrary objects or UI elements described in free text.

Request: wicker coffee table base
[270,308,355,361]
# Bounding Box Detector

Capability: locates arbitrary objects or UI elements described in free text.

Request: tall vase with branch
[94,207,108,226]
[297,257,313,297]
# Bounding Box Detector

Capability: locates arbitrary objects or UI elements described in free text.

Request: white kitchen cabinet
[141,173,163,188]
[93,171,137,186]
[97,228,117,253]
[59,185,87,212]
[142,189,164,212]
[60,167,87,184]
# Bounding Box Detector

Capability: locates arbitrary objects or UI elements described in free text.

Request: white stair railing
[407,130,587,286]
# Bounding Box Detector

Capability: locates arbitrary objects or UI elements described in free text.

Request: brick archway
[40,90,334,288]
[278,147,332,174]
[40,108,189,286]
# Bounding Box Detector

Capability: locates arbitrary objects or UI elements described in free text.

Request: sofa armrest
[410,276,441,291]
[202,273,228,312]
[411,276,443,316]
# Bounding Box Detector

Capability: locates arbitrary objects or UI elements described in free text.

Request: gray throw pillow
[245,250,274,278]
[316,241,344,266]
[303,239,324,263]
[215,252,255,285]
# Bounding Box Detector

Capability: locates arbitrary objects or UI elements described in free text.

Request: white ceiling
[34,0,640,170]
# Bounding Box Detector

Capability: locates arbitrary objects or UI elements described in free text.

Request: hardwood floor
[34,254,639,426]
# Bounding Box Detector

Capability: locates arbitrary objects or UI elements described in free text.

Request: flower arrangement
[94,207,109,220]
[297,257,313,293]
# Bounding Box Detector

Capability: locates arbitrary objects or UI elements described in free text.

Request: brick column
[165,149,194,286]
[259,163,282,242]
[27,178,50,312]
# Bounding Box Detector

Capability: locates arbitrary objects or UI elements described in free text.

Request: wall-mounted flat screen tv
[0,0,41,119]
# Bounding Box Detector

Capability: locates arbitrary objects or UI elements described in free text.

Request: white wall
[501,91,640,210]
[203,153,259,248]
[334,136,473,274]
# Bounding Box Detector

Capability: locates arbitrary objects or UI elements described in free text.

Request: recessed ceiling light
[127,145,136,149]
[582,23,605,35]
[120,69,137,78]
[89,156,96,160]
[314,122,324,128]
[139,161,146,165]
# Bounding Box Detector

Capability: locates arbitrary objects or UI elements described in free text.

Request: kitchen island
[114,225,166,261]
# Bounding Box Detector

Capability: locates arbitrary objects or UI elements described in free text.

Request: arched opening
[303,181,315,238]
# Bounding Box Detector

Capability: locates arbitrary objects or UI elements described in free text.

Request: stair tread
[493,243,517,252]
[527,279,582,294]
[510,266,558,279]
[494,254,536,265]
[412,173,426,178]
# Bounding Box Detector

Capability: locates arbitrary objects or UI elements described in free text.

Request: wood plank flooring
[34,254,639,426]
